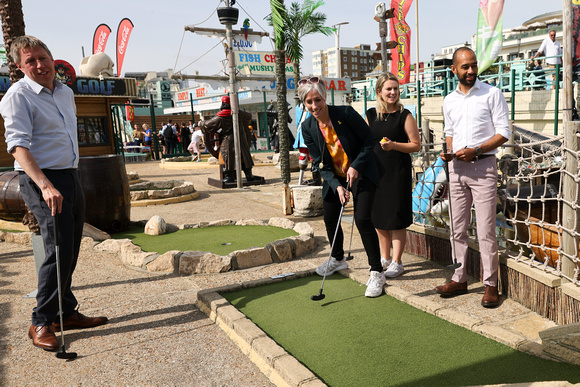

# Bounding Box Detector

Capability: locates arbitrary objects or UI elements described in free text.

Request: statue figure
[198,96,256,183]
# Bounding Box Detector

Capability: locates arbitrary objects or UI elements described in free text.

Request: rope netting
[411,127,580,285]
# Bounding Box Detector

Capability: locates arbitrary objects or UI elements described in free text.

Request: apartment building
[312,44,381,81]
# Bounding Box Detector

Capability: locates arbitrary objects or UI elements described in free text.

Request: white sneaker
[381,257,392,271]
[385,261,405,278]
[192,155,198,161]
[315,257,348,276]
[365,271,386,297]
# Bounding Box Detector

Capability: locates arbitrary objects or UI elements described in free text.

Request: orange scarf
[319,122,350,177]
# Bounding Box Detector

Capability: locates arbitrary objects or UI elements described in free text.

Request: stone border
[196,267,554,387]
[0,217,316,275]
[93,217,316,275]
[131,192,199,207]
[195,270,325,387]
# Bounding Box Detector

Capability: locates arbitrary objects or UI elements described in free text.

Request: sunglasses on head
[298,77,321,87]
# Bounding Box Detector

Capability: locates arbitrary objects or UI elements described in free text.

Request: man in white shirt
[435,47,511,308]
[531,30,562,89]
[1,35,107,352]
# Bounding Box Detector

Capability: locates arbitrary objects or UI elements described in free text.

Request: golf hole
[221,242,232,246]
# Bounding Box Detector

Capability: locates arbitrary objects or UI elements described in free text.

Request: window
[344,64,348,69]
[78,117,108,146]
[353,57,358,63]
[343,56,347,62]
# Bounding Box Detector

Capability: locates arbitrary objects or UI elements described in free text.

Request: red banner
[116,18,134,77]
[92,24,111,55]
[390,0,413,84]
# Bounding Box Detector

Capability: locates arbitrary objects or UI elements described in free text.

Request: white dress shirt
[1,76,79,170]
[537,37,562,65]
[443,79,511,154]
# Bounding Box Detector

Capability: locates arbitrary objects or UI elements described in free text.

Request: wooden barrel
[78,155,131,233]
[0,171,27,221]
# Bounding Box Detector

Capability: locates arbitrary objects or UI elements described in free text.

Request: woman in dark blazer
[298,77,385,298]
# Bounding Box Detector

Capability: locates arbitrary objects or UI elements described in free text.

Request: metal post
[263,90,271,150]
[331,89,335,105]
[189,93,196,124]
[510,68,516,121]
[554,64,561,136]
[416,78,422,124]
[224,4,243,189]
[363,85,367,115]
[149,94,160,160]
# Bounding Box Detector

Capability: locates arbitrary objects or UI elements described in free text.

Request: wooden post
[561,121,580,280]
[561,0,578,281]
[563,0,573,124]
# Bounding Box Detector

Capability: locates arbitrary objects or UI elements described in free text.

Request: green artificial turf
[112,224,298,255]
[224,275,580,387]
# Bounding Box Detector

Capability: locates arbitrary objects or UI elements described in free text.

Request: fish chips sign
[390,0,412,84]
[237,51,295,75]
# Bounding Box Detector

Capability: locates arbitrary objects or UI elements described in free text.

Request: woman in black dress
[366,73,421,278]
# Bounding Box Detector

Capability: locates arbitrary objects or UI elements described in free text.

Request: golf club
[53,214,78,360]
[442,143,462,270]
[345,184,355,261]
[311,182,350,301]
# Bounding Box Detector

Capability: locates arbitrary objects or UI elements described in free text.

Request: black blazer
[302,105,382,198]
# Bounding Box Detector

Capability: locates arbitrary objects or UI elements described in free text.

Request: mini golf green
[112,224,298,255]
[223,275,580,387]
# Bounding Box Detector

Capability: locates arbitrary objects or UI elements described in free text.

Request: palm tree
[0,0,25,83]
[285,0,332,105]
[270,0,293,214]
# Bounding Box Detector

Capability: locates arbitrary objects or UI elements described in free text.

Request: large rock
[4,231,33,245]
[268,217,295,229]
[293,222,314,237]
[291,185,323,217]
[236,219,268,226]
[289,234,316,257]
[83,223,110,241]
[179,251,231,274]
[272,151,300,171]
[147,250,179,273]
[267,239,293,262]
[120,242,157,268]
[145,215,167,235]
[233,247,272,269]
[94,238,132,253]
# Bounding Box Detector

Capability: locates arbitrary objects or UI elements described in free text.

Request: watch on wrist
[475,146,483,157]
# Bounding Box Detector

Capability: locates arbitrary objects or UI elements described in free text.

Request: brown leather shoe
[481,285,499,308]
[435,281,468,298]
[28,325,59,351]
[52,311,108,331]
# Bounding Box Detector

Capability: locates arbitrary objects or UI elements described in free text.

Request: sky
[14,0,562,81]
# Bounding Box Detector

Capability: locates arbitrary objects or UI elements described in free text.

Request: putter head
[310,292,325,301]
[447,261,462,270]
[56,347,77,360]
[345,254,354,261]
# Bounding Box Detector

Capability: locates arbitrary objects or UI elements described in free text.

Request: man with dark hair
[435,47,511,308]
[163,119,176,155]
[1,35,107,352]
